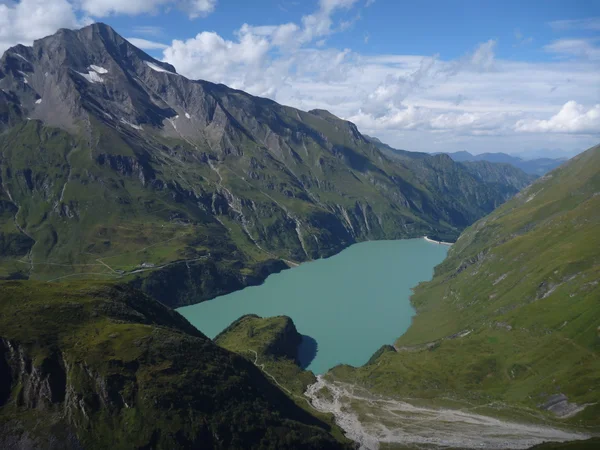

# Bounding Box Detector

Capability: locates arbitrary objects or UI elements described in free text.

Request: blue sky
[1,0,599,156]
[97,0,600,61]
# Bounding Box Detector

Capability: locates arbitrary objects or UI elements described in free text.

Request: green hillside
[331,144,600,427]
[0,281,350,449]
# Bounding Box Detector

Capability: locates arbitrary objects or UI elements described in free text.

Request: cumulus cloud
[163,29,272,93]
[162,0,365,95]
[348,105,517,136]
[515,101,600,134]
[0,0,217,54]
[0,0,78,53]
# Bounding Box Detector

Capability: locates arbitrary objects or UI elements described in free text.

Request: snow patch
[120,118,142,131]
[144,61,176,75]
[12,53,30,63]
[17,70,29,83]
[35,98,42,104]
[76,70,104,83]
[89,65,108,74]
[185,112,191,119]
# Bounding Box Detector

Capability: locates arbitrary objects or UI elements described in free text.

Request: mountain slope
[0,281,350,449]
[460,160,537,192]
[1,24,529,306]
[367,136,535,200]
[443,150,566,176]
[330,144,600,426]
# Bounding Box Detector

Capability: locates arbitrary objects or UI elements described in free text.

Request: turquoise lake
[178,239,449,374]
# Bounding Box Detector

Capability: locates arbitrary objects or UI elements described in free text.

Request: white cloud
[131,26,165,37]
[161,0,367,96]
[163,29,271,93]
[185,0,217,18]
[0,0,78,54]
[126,37,169,50]
[319,0,360,13]
[549,17,600,31]
[0,0,216,54]
[544,39,600,61]
[515,101,600,134]
[78,0,217,19]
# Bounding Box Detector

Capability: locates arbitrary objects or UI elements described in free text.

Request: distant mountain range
[439,150,566,176]
[366,135,537,194]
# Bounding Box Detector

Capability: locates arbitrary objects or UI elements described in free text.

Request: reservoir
[178,238,448,374]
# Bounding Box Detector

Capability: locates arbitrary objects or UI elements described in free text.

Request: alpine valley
[0,23,598,450]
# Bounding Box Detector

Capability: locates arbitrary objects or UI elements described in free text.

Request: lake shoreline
[423,236,454,246]
[179,238,449,374]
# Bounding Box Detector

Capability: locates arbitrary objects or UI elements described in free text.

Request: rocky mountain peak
[0,23,185,133]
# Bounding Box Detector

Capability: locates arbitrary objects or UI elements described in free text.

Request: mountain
[0,23,527,307]
[366,136,536,203]
[329,144,600,430]
[0,281,350,449]
[459,160,537,191]
[442,150,566,176]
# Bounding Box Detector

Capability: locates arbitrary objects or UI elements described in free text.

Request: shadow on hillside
[297,335,318,369]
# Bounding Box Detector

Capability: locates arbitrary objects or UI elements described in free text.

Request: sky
[1,0,599,157]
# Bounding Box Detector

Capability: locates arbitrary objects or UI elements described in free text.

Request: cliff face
[0,281,348,450]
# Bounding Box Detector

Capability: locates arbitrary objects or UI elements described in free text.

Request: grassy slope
[331,144,600,428]
[0,121,288,306]
[215,315,318,399]
[215,314,352,444]
[0,281,349,449]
